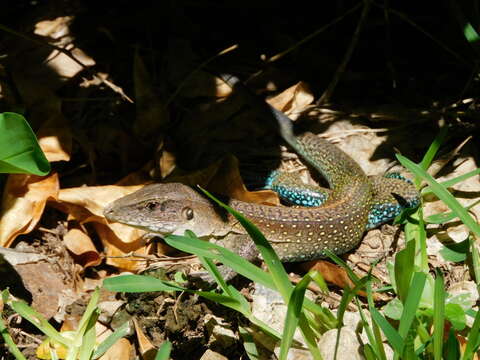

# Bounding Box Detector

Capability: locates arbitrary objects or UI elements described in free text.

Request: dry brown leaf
[0,173,59,247]
[301,260,356,289]
[34,16,95,79]
[58,185,143,218]
[267,81,314,117]
[133,317,157,359]
[158,145,177,179]
[36,108,72,162]
[168,155,280,205]
[100,338,132,360]
[94,223,149,271]
[63,228,101,268]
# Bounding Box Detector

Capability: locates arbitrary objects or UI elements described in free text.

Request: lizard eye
[182,207,194,220]
[145,201,161,211]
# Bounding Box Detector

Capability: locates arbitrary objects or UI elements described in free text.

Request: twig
[266,2,362,63]
[318,0,373,104]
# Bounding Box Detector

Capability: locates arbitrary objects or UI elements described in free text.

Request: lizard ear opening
[182,207,194,220]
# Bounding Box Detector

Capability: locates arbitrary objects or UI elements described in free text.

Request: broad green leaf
[445,303,466,331]
[383,298,403,321]
[0,112,50,175]
[464,23,480,42]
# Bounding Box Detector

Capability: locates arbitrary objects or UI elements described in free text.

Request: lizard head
[103,183,229,237]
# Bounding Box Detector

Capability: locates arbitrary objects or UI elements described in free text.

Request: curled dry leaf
[94,223,150,271]
[57,185,149,270]
[63,228,101,268]
[0,173,59,247]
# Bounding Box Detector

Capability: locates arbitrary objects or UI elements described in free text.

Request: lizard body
[104,74,420,262]
[104,133,419,261]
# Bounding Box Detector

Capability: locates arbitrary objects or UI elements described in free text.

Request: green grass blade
[370,307,404,354]
[165,234,329,319]
[433,269,445,360]
[470,236,480,287]
[103,274,283,339]
[155,341,172,360]
[77,310,98,360]
[397,154,480,237]
[165,234,273,286]
[422,168,480,195]
[462,306,480,360]
[444,328,460,360]
[398,272,427,338]
[0,112,50,175]
[425,199,480,224]
[297,314,324,360]
[418,126,448,171]
[363,344,378,360]
[280,271,316,360]
[10,301,73,347]
[74,288,100,345]
[198,255,231,295]
[199,187,292,298]
[0,316,27,360]
[199,188,323,357]
[355,296,386,360]
[394,240,415,302]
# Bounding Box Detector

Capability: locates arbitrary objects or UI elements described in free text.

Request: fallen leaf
[168,154,280,205]
[58,185,143,218]
[63,228,101,268]
[267,81,314,117]
[133,317,157,359]
[100,338,132,360]
[0,173,59,247]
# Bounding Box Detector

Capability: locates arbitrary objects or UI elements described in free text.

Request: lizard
[103,74,420,267]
